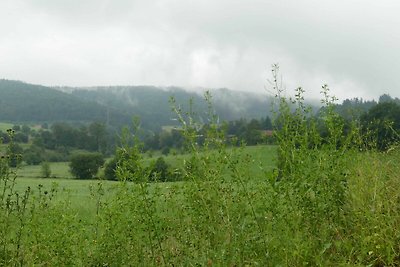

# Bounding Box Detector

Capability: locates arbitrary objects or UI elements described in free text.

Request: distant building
[261,130,274,137]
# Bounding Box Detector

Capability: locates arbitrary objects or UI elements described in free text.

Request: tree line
[142,116,274,154]
[1,121,110,166]
[1,93,399,179]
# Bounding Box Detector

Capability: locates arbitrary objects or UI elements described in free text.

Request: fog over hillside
[0,79,290,132]
[58,85,278,127]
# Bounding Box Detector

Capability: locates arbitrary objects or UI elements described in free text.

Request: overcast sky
[1,0,399,101]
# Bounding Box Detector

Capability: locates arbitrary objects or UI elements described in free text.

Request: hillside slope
[0,80,129,125]
[67,86,274,130]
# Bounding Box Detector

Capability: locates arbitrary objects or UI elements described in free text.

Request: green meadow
[0,122,14,132]
[3,142,400,266]
[13,144,277,201]
[17,162,74,179]
[10,145,276,223]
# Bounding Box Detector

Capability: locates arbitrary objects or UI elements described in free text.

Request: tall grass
[0,67,399,265]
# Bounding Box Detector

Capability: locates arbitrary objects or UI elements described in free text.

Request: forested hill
[58,86,275,131]
[0,80,274,130]
[2,79,398,132]
[0,79,130,125]
[67,86,210,131]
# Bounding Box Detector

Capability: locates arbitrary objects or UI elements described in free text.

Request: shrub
[40,161,51,178]
[44,149,69,162]
[24,145,44,165]
[69,152,104,179]
[8,142,23,167]
[361,101,400,150]
[14,132,29,143]
[161,147,170,155]
[149,157,170,182]
[104,157,118,181]
[114,123,146,182]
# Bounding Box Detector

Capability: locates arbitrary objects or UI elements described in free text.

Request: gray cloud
[0,0,399,101]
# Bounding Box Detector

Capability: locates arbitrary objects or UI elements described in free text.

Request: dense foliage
[361,101,400,150]
[1,121,111,165]
[0,79,123,123]
[69,152,104,179]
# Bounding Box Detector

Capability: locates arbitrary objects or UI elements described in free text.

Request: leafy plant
[40,161,51,178]
[69,152,104,179]
[103,156,118,180]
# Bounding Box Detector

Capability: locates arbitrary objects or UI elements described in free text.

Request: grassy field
[145,144,276,169]
[17,162,74,179]
[0,122,14,132]
[12,177,118,220]
[2,142,400,265]
[0,122,42,132]
[12,145,277,212]
[16,144,277,180]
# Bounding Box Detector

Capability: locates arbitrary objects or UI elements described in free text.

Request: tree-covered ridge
[0,80,130,125]
[1,79,399,136]
[66,86,276,131]
[68,86,205,131]
[0,80,276,131]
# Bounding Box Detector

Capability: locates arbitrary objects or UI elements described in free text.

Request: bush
[14,132,29,143]
[161,147,170,155]
[149,157,171,182]
[44,149,69,162]
[69,152,104,179]
[41,162,51,178]
[24,145,44,165]
[8,142,23,167]
[361,101,400,150]
[104,157,118,181]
